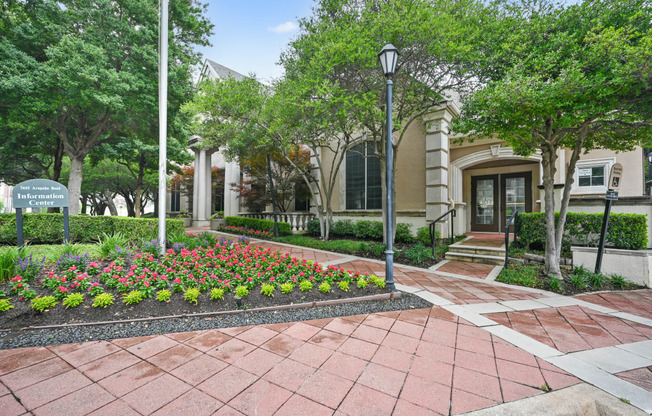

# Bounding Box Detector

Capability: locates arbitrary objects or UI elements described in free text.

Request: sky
[195,0,316,84]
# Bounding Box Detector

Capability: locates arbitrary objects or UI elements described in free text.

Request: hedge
[304,218,414,243]
[0,213,185,245]
[515,212,648,251]
[225,216,292,236]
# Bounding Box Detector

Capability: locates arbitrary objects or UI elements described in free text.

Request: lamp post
[378,44,399,292]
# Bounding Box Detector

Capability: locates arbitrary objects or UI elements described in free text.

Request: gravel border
[0,292,433,349]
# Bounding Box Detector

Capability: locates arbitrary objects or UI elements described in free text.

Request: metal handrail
[504,211,519,268]
[429,209,456,257]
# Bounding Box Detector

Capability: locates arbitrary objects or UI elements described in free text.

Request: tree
[169,165,225,214]
[0,0,212,214]
[453,0,652,277]
[279,0,487,242]
[232,149,312,213]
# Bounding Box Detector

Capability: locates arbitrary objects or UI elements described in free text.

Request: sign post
[12,179,70,247]
[595,164,622,274]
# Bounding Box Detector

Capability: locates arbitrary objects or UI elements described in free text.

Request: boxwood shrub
[225,216,291,236]
[515,212,647,251]
[307,219,320,236]
[306,218,414,242]
[0,213,184,245]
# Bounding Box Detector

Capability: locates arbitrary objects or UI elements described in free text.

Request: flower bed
[213,225,275,239]
[0,238,389,330]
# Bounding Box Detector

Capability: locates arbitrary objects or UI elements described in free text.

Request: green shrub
[261,283,275,297]
[338,281,350,292]
[399,243,432,263]
[225,216,291,236]
[97,232,130,258]
[370,275,386,289]
[210,288,225,300]
[184,287,200,305]
[299,280,313,292]
[62,293,84,309]
[0,299,13,312]
[356,278,368,289]
[281,283,294,294]
[156,289,172,302]
[395,223,413,243]
[516,212,647,251]
[610,275,627,289]
[416,227,438,245]
[31,296,58,312]
[331,219,356,237]
[570,274,587,289]
[318,282,331,293]
[354,220,384,240]
[497,265,541,288]
[93,293,114,308]
[549,276,562,293]
[0,213,184,245]
[235,285,249,297]
[0,247,18,282]
[306,219,321,236]
[123,290,145,305]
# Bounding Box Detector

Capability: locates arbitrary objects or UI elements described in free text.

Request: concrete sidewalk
[0,237,650,415]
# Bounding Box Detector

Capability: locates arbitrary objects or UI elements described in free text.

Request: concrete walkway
[0,236,650,415]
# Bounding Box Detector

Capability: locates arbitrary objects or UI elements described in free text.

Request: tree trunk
[541,146,561,278]
[67,156,84,215]
[104,190,118,216]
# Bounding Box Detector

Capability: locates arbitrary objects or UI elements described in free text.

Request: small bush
[399,243,432,263]
[210,288,225,300]
[15,253,46,281]
[97,232,129,258]
[319,282,331,293]
[235,285,249,297]
[610,275,627,289]
[549,276,562,293]
[57,252,89,272]
[416,227,438,245]
[31,296,58,312]
[570,274,587,289]
[299,280,313,292]
[395,223,413,243]
[261,283,275,297]
[371,275,386,289]
[306,219,321,236]
[0,247,18,282]
[281,283,294,294]
[225,216,291,236]
[156,289,172,302]
[0,299,13,312]
[63,293,84,309]
[331,219,356,237]
[356,278,368,289]
[354,220,383,240]
[497,265,541,288]
[184,287,200,305]
[123,290,145,305]
[338,281,350,292]
[93,293,114,308]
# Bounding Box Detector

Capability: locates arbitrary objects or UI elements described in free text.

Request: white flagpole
[158,0,168,255]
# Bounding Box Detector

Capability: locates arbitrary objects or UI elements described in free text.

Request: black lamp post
[378,44,399,291]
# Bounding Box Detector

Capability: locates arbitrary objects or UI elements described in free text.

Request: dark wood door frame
[471,175,499,232]
[471,172,533,233]
[501,172,532,233]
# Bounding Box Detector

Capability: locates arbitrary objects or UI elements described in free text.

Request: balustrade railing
[238,212,315,233]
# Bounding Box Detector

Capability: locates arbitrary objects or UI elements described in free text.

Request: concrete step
[445,252,505,265]
[448,245,506,256]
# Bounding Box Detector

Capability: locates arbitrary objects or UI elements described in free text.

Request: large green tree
[0,0,212,214]
[454,0,652,277]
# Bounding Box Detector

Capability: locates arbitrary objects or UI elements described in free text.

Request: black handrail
[429,209,456,257]
[504,211,519,268]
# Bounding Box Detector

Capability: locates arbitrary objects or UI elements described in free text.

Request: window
[170,182,181,212]
[578,166,604,187]
[572,158,614,194]
[346,143,381,210]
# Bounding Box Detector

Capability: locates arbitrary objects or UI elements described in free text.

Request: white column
[197,148,207,223]
[423,102,459,238]
[192,149,200,220]
[205,151,213,218]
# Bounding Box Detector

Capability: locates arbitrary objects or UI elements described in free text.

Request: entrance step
[445,251,505,265]
[445,242,506,265]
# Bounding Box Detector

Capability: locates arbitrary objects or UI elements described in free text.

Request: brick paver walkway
[436,261,495,279]
[0,237,650,415]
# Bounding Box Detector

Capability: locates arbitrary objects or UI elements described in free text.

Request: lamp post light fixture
[378,43,399,292]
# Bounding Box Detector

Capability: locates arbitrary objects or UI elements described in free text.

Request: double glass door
[471,172,532,232]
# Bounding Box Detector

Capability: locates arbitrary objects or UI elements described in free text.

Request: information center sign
[12,179,69,209]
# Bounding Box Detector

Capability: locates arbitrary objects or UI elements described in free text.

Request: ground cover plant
[497,264,642,295]
[0,234,390,330]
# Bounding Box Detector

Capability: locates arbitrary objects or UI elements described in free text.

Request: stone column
[195,148,208,225]
[205,150,213,218]
[224,159,241,217]
[192,149,200,221]
[423,102,459,238]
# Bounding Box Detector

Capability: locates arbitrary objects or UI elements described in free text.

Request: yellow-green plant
[93,293,114,308]
[261,283,275,297]
[184,287,200,305]
[156,289,172,302]
[319,282,331,293]
[0,299,14,312]
[338,281,350,292]
[235,285,249,297]
[299,280,313,292]
[63,293,84,309]
[280,282,294,294]
[31,296,58,312]
[210,288,224,300]
[123,290,145,305]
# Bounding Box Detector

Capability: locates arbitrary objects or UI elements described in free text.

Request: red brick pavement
[436,261,495,279]
[615,366,652,392]
[0,307,580,416]
[576,290,652,320]
[486,306,652,354]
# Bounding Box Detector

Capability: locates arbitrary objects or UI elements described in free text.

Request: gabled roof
[199,59,247,83]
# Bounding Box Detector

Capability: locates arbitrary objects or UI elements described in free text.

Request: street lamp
[378,44,399,291]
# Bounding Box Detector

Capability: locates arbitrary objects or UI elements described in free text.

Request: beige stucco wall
[571,148,644,197]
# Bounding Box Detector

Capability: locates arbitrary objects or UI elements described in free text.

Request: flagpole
[158,0,168,255]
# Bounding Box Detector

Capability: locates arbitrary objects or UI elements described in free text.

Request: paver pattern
[0,307,580,416]
[436,261,495,279]
[486,305,652,353]
[0,236,650,415]
[577,290,652,320]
